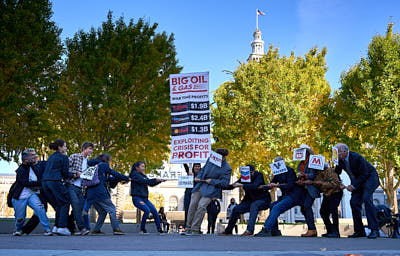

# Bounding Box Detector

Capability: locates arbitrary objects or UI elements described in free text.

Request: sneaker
[254,227,273,237]
[271,229,282,237]
[181,230,191,236]
[241,230,254,236]
[51,226,58,234]
[91,230,105,235]
[12,231,22,236]
[139,229,149,235]
[191,230,202,235]
[113,229,125,235]
[56,227,71,236]
[81,228,90,236]
[44,230,53,236]
[158,229,166,235]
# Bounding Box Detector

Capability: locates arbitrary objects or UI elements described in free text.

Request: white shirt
[73,157,87,187]
[19,167,38,199]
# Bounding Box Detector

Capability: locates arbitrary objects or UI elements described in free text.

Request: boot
[301,230,317,237]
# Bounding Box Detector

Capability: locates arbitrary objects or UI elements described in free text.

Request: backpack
[81,165,100,187]
[7,182,17,208]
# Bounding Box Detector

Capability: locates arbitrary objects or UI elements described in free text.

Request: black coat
[13,163,44,200]
[129,171,161,199]
[335,151,378,190]
[228,171,271,203]
[271,166,306,204]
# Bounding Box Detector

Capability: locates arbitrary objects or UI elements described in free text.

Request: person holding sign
[220,165,270,236]
[183,163,201,229]
[130,161,166,234]
[255,156,306,237]
[312,163,344,238]
[295,144,321,237]
[183,148,232,235]
[334,143,380,239]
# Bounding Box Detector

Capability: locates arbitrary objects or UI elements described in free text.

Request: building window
[169,196,178,211]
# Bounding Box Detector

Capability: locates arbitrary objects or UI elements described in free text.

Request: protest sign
[293,148,306,161]
[332,147,339,165]
[178,176,194,188]
[269,160,288,175]
[308,155,325,170]
[240,166,251,182]
[170,72,211,163]
[209,150,222,167]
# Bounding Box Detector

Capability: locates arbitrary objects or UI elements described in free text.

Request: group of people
[10,140,381,239]
[10,139,168,236]
[182,144,381,239]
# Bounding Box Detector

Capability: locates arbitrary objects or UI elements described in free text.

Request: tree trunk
[115,182,124,223]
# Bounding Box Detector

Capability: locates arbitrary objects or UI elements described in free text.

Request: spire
[248,28,265,62]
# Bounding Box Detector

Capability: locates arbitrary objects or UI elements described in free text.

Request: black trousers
[320,191,343,233]
[207,213,218,234]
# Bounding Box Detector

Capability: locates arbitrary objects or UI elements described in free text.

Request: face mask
[26,160,36,166]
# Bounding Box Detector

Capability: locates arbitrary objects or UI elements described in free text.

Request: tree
[0,0,63,162]
[212,45,331,178]
[48,12,181,220]
[328,23,400,213]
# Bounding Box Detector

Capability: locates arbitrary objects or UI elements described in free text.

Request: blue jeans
[264,196,297,231]
[132,197,161,231]
[12,193,50,232]
[225,199,269,233]
[67,184,85,230]
[92,199,120,232]
[42,181,70,228]
[83,200,91,230]
[301,194,316,230]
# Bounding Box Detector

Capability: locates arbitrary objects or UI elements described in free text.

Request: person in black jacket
[255,156,306,237]
[130,161,166,234]
[221,165,271,236]
[11,153,51,236]
[42,139,76,236]
[207,199,221,234]
[334,143,380,239]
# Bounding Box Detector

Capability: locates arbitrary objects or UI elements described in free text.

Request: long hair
[49,139,65,151]
[131,161,145,173]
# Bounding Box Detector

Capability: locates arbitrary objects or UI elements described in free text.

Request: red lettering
[172,152,178,159]
[312,158,321,164]
[171,78,178,85]
[178,152,184,158]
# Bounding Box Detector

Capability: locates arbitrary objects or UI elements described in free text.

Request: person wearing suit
[334,143,380,239]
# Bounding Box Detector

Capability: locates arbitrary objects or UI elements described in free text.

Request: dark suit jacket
[227,171,271,203]
[335,151,377,190]
[271,166,306,204]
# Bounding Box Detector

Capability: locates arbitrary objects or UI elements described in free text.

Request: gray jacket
[192,159,232,199]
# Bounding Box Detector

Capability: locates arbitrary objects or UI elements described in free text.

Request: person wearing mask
[183,163,201,229]
[207,199,221,234]
[334,143,380,239]
[226,198,238,234]
[255,156,306,237]
[86,153,129,235]
[184,148,232,235]
[312,164,344,238]
[42,139,75,236]
[12,153,52,236]
[221,165,270,236]
[158,207,170,233]
[130,161,166,234]
[296,144,320,237]
[66,142,94,236]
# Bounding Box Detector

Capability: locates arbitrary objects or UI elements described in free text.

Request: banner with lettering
[308,155,325,170]
[170,72,211,163]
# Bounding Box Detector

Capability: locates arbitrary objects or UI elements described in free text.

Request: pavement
[0,233,400,256]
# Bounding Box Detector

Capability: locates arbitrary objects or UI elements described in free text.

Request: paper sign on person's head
[308,155,325,170]
[269,160,288,176]
[293,148,306,161]
[209,150,222,167]
[178,176,194,188]
[240,166,251,183]
[332,147,339,165]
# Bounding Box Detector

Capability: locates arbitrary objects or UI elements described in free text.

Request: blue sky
[1,0,399,173]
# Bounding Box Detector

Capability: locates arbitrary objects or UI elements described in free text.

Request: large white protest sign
[178,176,194,188]
[293,148,306,161]
[170,72,211,164]
[240,166,251,183]
[209,150,222,167]
[147,169,184,180]
[269,160,288,176]
[308,155,325,170]
[332,147,339,165]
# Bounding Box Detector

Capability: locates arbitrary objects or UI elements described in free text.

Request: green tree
[0,0,63,162]
[212,45,331,178]
[328,23,400,213]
